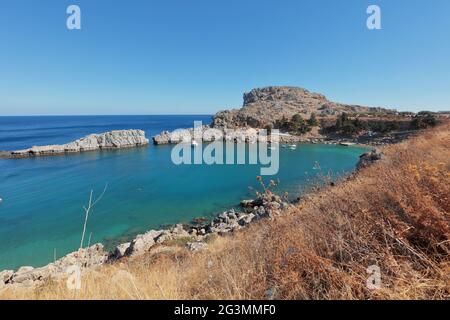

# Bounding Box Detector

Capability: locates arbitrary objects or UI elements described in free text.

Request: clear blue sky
[0,0,449,115]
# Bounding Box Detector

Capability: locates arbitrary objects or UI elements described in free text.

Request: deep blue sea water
[0,116,368,270]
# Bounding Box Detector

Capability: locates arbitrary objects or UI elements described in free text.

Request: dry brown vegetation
[1,122,449,300]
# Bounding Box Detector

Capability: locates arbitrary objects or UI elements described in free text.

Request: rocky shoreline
[152,125,341,145]
[0,191,292,290]
[153,121,421,148]
[151,125,405,147]
[0,130,149,159]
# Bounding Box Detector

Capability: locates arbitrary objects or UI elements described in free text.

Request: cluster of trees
[267,111,439,136]
[271,113,318,134]
[333,111,438,135]
[334,113,401,135]
[411,111,438,129]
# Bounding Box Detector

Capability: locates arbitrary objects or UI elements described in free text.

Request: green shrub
[307,112,319,127]
[411,113,438,129]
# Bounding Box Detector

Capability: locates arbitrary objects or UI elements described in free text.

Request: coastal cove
[0,116,369,270]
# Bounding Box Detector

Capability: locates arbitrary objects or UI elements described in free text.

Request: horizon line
[0,114,215,117]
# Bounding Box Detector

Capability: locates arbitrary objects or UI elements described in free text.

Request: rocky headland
[152,86,418,147]
[0,130,149,158]
[212,86,394,128]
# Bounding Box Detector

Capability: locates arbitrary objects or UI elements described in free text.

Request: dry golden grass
[1,122,449,300]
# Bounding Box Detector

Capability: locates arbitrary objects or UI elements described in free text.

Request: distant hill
[212,86,395,128]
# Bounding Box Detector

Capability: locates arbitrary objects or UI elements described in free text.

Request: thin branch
[80,183,108,249]
[87,232,93,248]
[92,183,108,207]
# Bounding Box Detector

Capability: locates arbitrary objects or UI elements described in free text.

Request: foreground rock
[1,244,108,289]
[357,149,384,169]
[1,130,149,158]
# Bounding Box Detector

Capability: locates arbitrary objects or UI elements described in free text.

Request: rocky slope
[0,130,149,158]
[212,86,394,128]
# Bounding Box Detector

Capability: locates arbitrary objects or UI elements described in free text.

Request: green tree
[307,112,318,127]
[290,114,310,134]
[274,116,290,131]
[336,113,367,135]
[335,112,349,130]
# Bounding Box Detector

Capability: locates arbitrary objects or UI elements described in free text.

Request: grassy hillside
[2,122,449,300]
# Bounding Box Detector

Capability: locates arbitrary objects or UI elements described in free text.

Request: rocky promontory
[212,86,394,128]
[0,130,149,158]
[151,86,404,146]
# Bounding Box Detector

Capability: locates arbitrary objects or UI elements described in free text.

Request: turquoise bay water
[0,116,368,270]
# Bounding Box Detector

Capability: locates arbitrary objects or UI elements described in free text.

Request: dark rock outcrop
[357,149,384,169]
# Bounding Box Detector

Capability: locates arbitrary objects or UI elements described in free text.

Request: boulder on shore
[357,149,384,169]
[2,244,108,288]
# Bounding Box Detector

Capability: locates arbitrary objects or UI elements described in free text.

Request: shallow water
[0,116,368,270]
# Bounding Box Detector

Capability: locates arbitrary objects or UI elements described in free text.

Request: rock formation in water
[212,86,394,128]
[152,126,265,145]
[1,130,149,158]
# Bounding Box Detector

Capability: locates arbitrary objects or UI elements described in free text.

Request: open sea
[0,115,368,270]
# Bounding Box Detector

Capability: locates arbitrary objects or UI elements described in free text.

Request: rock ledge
[1,130,149,158]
